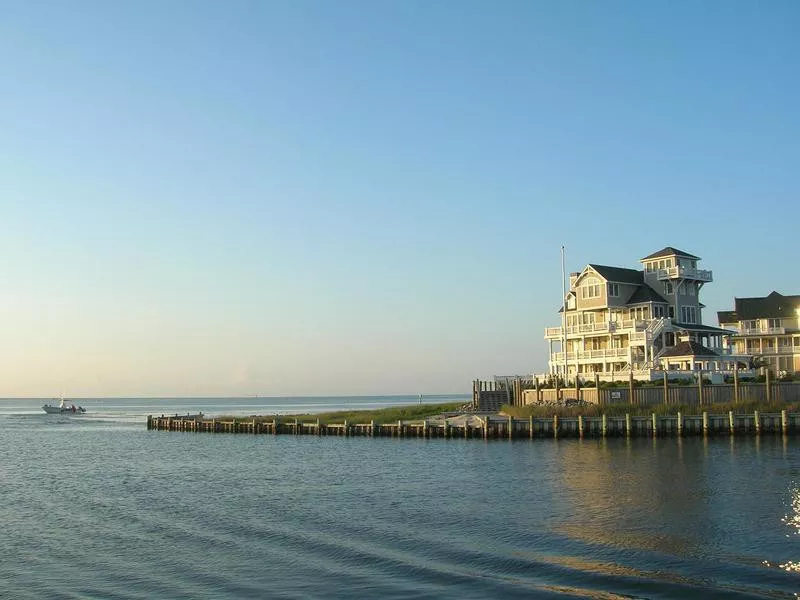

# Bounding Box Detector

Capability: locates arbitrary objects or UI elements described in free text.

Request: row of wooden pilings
[147,411,799,439]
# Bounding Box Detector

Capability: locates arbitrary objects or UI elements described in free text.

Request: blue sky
[0,1,797,396]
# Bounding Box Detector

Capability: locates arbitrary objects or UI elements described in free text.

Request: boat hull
[42,405,86,415]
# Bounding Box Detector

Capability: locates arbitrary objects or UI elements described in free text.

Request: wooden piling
[578,415,584,438]
[508,415,513,440]
[698,370,704,406]
[628,373,634,405]
[733,365,740,404]
[652,413,657,437]
[729,410,734,435]
[602,414,607,437]
[677,411,683,436]
[663,371,669,405]
[702,411,708,436]
[782,410,788,434]
[766,369,772,403]
[553,414,558,439]
[594,373,601,405]
[755,410,760,434]
[625,413,631,437]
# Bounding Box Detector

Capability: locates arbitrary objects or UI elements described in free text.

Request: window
[687,283,695,296]
[668,306,675,318]
[608,283,619,297]
[769,318,781,329]
[680,306,697,324]
[581,277,601,299]
[663,281,673,295]
[654,305,665,318]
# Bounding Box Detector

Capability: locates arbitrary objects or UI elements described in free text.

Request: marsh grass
[216,402,464,424]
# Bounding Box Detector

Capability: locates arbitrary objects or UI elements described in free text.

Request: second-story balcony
[657,266,713,282]
[739,326,787,335]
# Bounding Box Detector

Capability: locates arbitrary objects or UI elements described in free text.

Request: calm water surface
[1,397,799,598]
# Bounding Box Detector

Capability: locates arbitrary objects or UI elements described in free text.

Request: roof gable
[660,341,719,358]
[626,284,668,305]
[640,247,700,261]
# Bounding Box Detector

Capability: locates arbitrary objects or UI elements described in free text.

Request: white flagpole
[561,246,567,384]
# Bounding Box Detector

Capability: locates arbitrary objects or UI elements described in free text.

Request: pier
[148,411,798,439]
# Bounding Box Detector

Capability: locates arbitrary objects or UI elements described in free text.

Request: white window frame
[581,277,601,299]
[608,283,620,297]
[680,306,697,324]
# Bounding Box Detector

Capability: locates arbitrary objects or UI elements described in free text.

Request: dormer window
[608,283,620,297]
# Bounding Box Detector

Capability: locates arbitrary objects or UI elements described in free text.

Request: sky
[0,1,797,397]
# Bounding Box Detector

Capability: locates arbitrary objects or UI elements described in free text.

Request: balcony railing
[551,348,631,362]
[744,346,795,355]
[740,326,786,335]
[657,266,713,282]
[544,319,648,339]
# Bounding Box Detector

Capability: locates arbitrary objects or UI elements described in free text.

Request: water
[2,397,800,598]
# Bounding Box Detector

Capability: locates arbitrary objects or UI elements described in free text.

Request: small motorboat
[42,397,86,415]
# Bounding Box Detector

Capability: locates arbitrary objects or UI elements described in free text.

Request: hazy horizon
[1,1,797,397]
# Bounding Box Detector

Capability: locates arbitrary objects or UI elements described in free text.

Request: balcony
[551,348,631,362]
[744,346,795,355]
[544,320,648,339]
[657,266,713,282]
[740,326,787,335]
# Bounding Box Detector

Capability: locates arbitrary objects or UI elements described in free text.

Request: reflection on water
[2,409,800,599]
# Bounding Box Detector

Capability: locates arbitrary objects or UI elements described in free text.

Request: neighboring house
[718,291,800,375]
[545,247,744,381]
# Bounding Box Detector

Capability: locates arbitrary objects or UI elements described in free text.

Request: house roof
[627,284,668,305]
[587,264,643,285]
[720,291,800,321]
[672,322,736,335]
[660,341,719,358]
[640,247,700,261]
